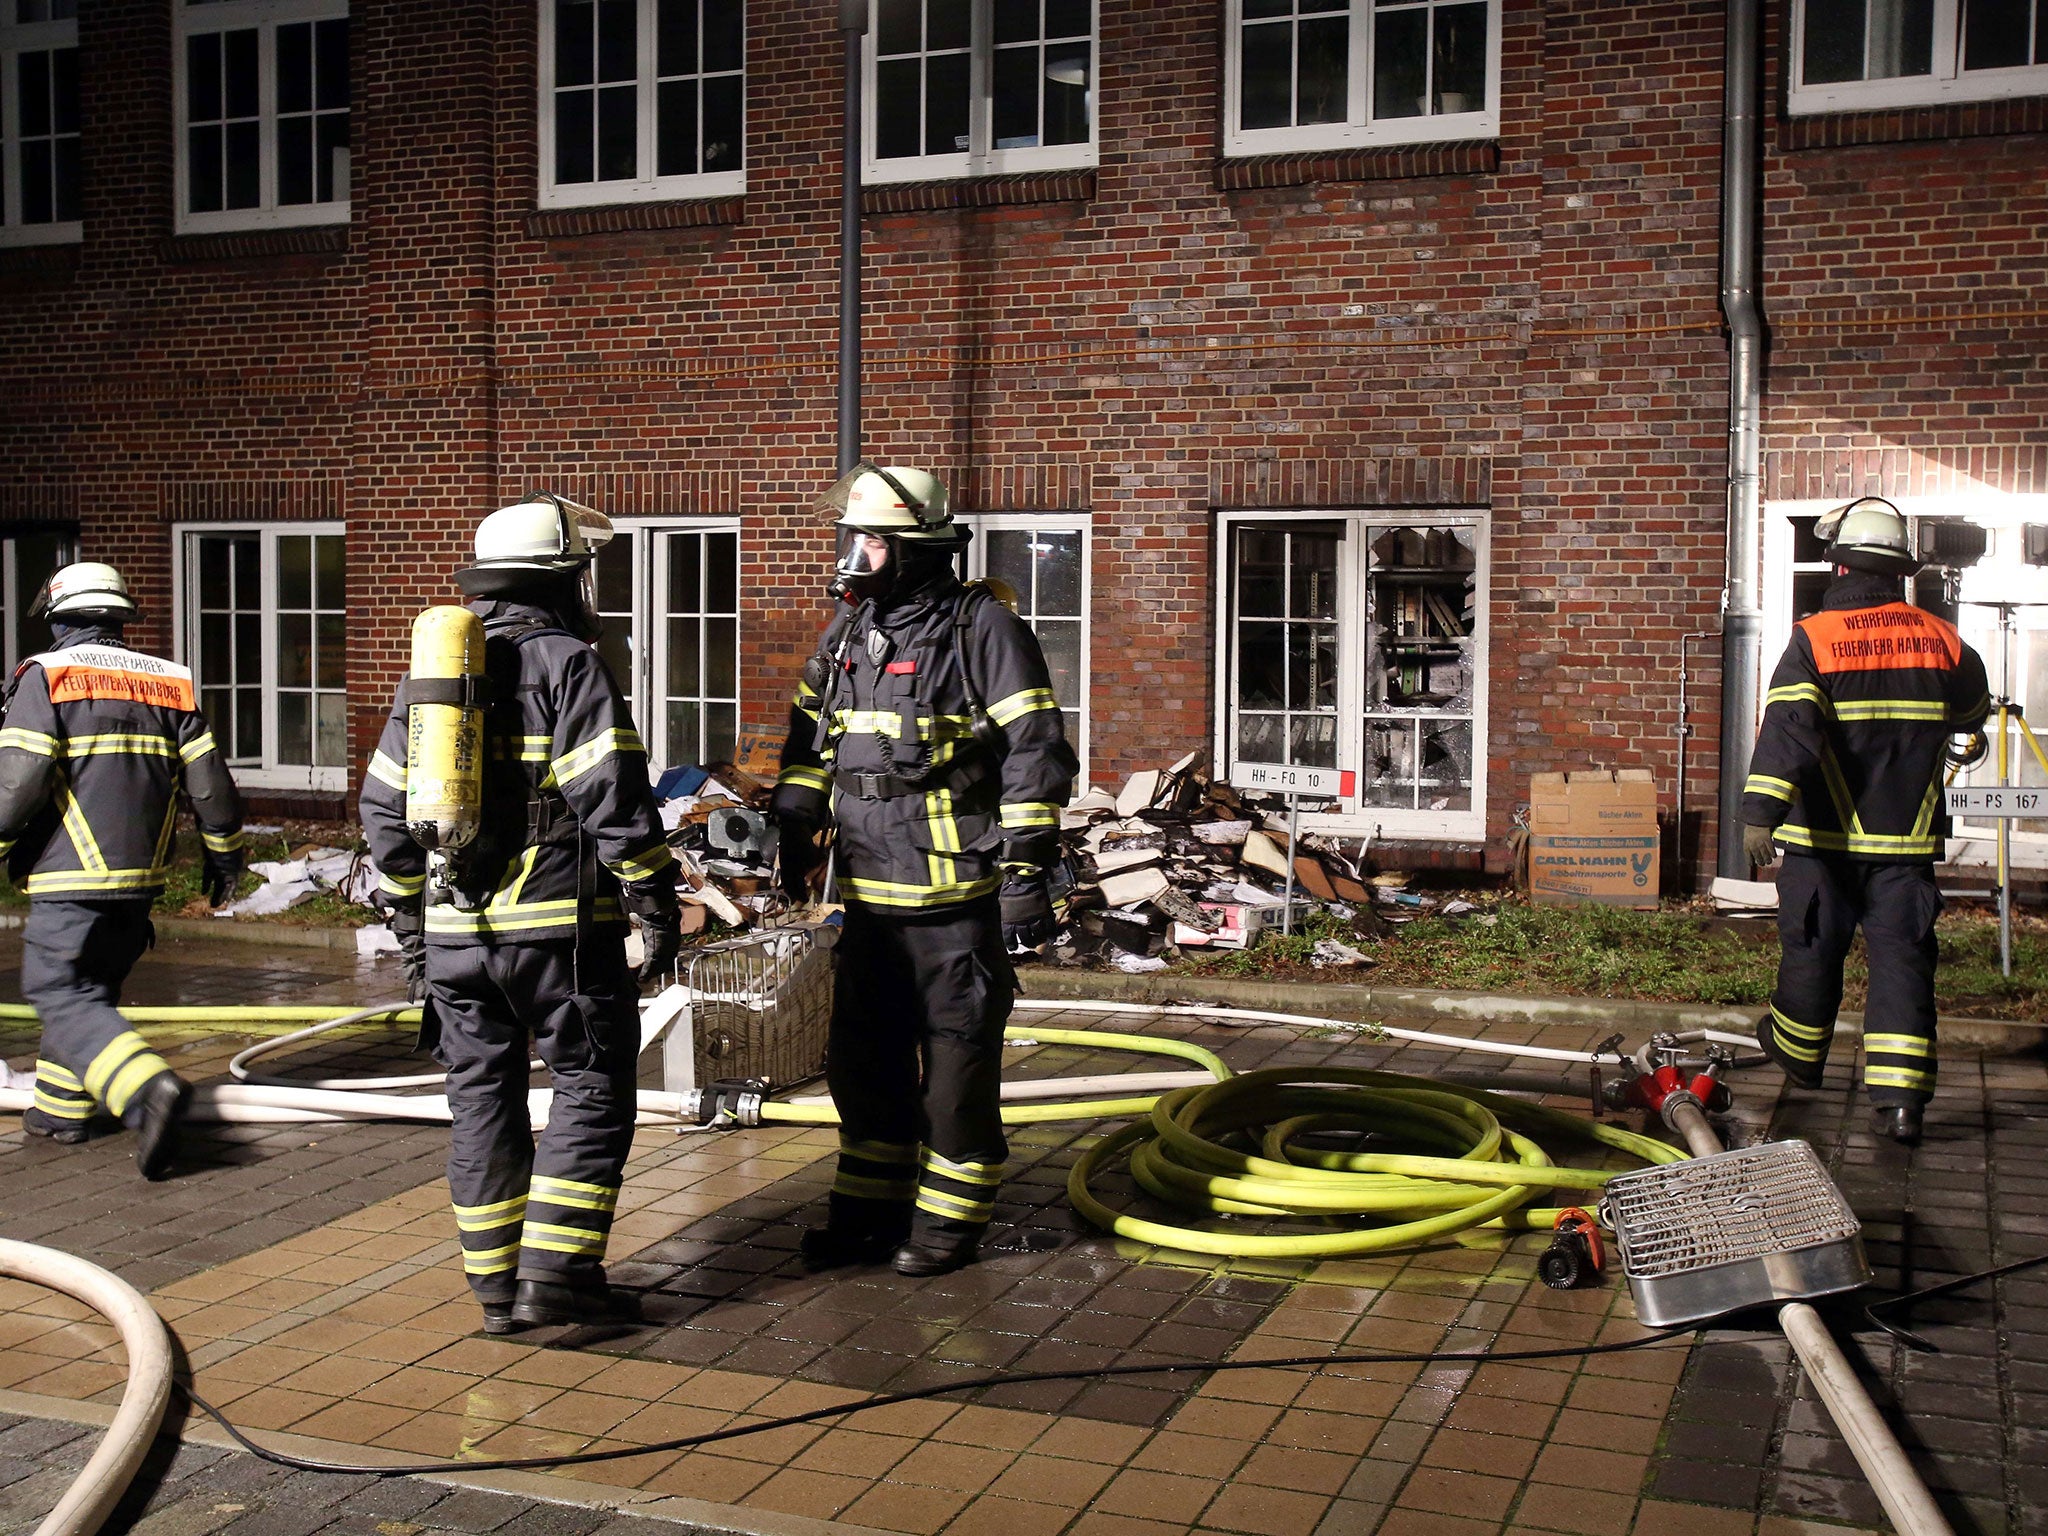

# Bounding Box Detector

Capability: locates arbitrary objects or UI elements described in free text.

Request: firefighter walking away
[772,463,1078,1278]
[360,495,681,1334]
[0,562,245,1178]
[1742,497,1991,1146]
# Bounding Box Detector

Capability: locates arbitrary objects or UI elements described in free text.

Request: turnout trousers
[426,931,639,1305]
[825,897,1014,1246]
[22,900,171,1133]
[1757,854,1942,1108]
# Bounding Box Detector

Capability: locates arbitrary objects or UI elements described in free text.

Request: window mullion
[258,530,278,773]
[970,0,992,158]
[1351,0,1371,127]
[1934,0,1962,80]
[258,20,276,214]
[639,0,656,189]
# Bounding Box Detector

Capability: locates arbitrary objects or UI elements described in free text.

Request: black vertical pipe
[838,2,867,474]
[1717,0,1765,879]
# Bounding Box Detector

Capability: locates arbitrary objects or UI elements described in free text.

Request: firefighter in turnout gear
[1742,497,1991,1146]
[0,562,244,1178]
[360,496,682,1334]
[772,463,1078,1278]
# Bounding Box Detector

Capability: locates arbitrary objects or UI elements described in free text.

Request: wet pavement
[0,927,2041,1536]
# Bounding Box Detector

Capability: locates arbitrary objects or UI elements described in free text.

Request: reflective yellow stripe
[1774,826,1944,856]
[1865,1032,1934,1058]
[916,1188,995,1222]
[0,727,59,756]
[55,782,106,873]
[552,728,645,786]
[35,1060,84,1090]
[366,749,407,790]
[519,1221,609,1254]
[1770,1004,1829,1042]
[531,1176,619,1212]
[837,709,905,738]
[453,1195,528,1227]
[424,897,624,934]
[1767,683,1827,708]
[462,1243,520,1274]
[839,872,1002,909]
[926,787,958,888]
[919,1149,1004,1186]
[1743,775,1797,802]
[179,731,220,764]
[609,841,675,883]
[1832,700,1949,722]
[1910,775,1942,840]
[1816,747,1865,836]
[201,828,246,854]
[380,870,427,896]
[65,733,178,758]
[33,1092,93,1119]
[834,1173,917,1201]
[988,687,1058,727]
[999,801,1059,828]
[23,868,172,895]
[83,1031,169,1117]
[779,765,831,793]
[1866,1065,1934,1090]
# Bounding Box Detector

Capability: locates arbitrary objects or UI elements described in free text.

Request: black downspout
[1716,0,1765,880]
[838,2,867,474]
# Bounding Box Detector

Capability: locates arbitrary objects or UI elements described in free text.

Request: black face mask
[455,566,602,641]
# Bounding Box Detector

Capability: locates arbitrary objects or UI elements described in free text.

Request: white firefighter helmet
[31,561,137,620]
[1815,496,1919,576]
[821,462,954,541]
[471,493,614,572]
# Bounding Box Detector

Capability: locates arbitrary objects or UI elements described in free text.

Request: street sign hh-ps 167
[1947,786,2048,818]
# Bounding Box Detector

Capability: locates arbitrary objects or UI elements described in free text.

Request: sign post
[1946,782,2048,976]
[1230,762,1356,936]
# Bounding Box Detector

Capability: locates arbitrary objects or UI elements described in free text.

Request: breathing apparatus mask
[819,461,966,605]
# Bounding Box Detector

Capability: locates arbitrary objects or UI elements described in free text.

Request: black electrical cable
[176,1327,1701,1479]
[1863,1250,2048,1352]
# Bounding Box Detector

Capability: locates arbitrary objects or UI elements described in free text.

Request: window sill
[161,225,350,263]
[1781,93,2048,149]
[526,196,747,238]
[1218,141,1499,190]
[861,169,1095,215]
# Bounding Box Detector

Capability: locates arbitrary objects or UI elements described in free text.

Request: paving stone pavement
[1,929,2042,1536]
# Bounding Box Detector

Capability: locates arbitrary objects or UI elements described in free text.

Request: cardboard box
[1528,770,1660,908]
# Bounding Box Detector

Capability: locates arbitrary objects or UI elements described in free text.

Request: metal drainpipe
[1717,0,1766,878]
[838,1,868,473]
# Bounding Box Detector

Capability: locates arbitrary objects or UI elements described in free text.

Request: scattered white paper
[217,879,318,917]
[1110,951,1169,973]
[1311,937,1375,969]
[356,923,400,957]
[2,1064,34,1092]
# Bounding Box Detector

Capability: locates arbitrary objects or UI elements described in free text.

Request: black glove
[1000,866,1058,954]
[621,878,683,988]
[1742,823,1779,869]
[200,848,244,908]
[387,904,427,1004]
[778,816,822,903]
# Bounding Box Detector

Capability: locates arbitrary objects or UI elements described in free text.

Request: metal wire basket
[661,926,833,1094]
[1600,1139,1869,1327]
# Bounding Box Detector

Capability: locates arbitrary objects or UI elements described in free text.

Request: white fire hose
[0,1239,172,1536]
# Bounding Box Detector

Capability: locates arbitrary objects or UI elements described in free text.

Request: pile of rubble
[651,763,782,933]
[1045,752,1469,972]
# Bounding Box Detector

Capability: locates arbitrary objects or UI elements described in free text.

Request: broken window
[1222,511,1487,837]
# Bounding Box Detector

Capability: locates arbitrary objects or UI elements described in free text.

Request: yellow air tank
[404,605,485,852]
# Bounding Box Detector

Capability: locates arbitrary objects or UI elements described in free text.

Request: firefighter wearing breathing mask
[0,562,244,1180]
[1741,496,1990,1148]
[773,464,1077,1278]
[359,496,681,1334]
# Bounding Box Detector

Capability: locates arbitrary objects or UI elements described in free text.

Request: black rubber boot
[480,1302,525,1336]
[800,1223,908,1272]
[510,1278,642,1328]
[127,1072,191,1181]
[1872,1103,1923,1146]
[892,1237,980,1278]
[20,1107,90,1145]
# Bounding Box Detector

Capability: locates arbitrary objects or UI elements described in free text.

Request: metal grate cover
[662,928,831,1093]
[1601,1140,1869,1326]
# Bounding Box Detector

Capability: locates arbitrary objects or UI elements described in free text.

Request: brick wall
[1,0,2043,874]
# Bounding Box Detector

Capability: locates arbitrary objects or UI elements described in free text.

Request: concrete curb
[0,1386,889,1536]
[151,915,367,950]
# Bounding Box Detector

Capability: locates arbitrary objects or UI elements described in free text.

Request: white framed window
[1223,0,1499,158]
[866,0,1097,185]
[958,512,1090,780]
[0,1,79,246]
[0,525,76,671]
[538,0,744,208]
[174,0,349,235]
[1215,510,1489,840]
[1790,0,2048,113]
[589,518,740,774]
[173,524,347,791]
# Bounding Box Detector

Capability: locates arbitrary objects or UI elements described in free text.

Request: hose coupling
[693,1079,767,1129]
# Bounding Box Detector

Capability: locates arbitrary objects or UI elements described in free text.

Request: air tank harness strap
[397,675,496,709]
[835,756,989,802]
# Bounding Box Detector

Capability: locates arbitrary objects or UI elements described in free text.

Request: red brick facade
[3,0,2044,871]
